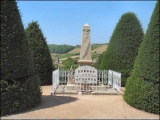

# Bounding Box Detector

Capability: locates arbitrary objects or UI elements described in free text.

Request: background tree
[124,1,159,114]
[101,12,144,86]
[48,44,75,54]
[62,57,79,70]
[93,53,104,69]
[25,21,54,85]
[1,0,41,116]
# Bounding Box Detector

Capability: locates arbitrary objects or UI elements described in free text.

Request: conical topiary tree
[101,12,144,86]
[124,1,159,114]
[25,21,54,85]
[1,0,42,116]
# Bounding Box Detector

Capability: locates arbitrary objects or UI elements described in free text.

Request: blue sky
[17,1,157,46]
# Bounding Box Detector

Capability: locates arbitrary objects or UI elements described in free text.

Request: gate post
[51,69,59,95]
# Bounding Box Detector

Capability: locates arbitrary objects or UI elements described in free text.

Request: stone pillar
[78,23,93,66]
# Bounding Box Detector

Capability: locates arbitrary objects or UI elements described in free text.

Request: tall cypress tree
[25,21,54,85]
[124,1,159,114]
[101,12,144,86]
[1,0,41,116]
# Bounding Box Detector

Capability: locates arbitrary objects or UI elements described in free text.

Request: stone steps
[52,85,122,95]
[55,85,65,93]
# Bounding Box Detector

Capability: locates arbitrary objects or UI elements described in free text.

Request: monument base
[78,60,93,66]
[78,91,82,95]
[65,84,79,91]
[51,91,55,96]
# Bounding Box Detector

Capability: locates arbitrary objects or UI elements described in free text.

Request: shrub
[25,21,55,85]
[124,1,159,114]
[1,0,41,116]
[62,57,78,70]
[101,12,144,86]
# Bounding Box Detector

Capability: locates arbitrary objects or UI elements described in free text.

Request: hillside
[68,48,80,54]
[60,55,80,61]
[67,44,107,54]
[91,45,107,54]
[49,43,108,62]
[60,44,108,61]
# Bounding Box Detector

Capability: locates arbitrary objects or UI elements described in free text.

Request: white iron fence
[52,67,121,92]
[108,70,113,85]
[59,69,70,84]
[108,70,121,92]
[97,70,108,85]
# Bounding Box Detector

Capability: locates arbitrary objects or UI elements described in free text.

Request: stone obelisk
[78,23,93,66]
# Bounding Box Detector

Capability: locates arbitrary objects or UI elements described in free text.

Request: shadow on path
[12,95,78,115]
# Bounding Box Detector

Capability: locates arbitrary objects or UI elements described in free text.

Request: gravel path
[1,85,159,119]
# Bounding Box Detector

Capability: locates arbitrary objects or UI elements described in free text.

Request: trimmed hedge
[124,1,159,114]
[1,0,42,116]
[101,12,144,86]
[124,76,159,114]
[25,21,54,85]
[1,75,42,115]
[1,0,34,81]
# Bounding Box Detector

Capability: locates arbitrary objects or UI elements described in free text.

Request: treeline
[48,44,75,54]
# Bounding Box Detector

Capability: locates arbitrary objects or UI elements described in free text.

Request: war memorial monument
[51,24,121,95]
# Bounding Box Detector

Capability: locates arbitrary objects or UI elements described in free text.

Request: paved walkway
[1,85,159,119]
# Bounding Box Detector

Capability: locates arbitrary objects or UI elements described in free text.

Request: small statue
[67,66,74,84]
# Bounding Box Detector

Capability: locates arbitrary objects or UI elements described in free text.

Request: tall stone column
[78,23,93,66]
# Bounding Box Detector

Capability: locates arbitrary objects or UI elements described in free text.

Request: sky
[17,1,157,46]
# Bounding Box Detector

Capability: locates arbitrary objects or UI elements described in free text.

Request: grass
[91,44,103,50]
[60,55,80,61]
[91,45,108,54]
[68,48,80,54]
[92,54,99,60]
